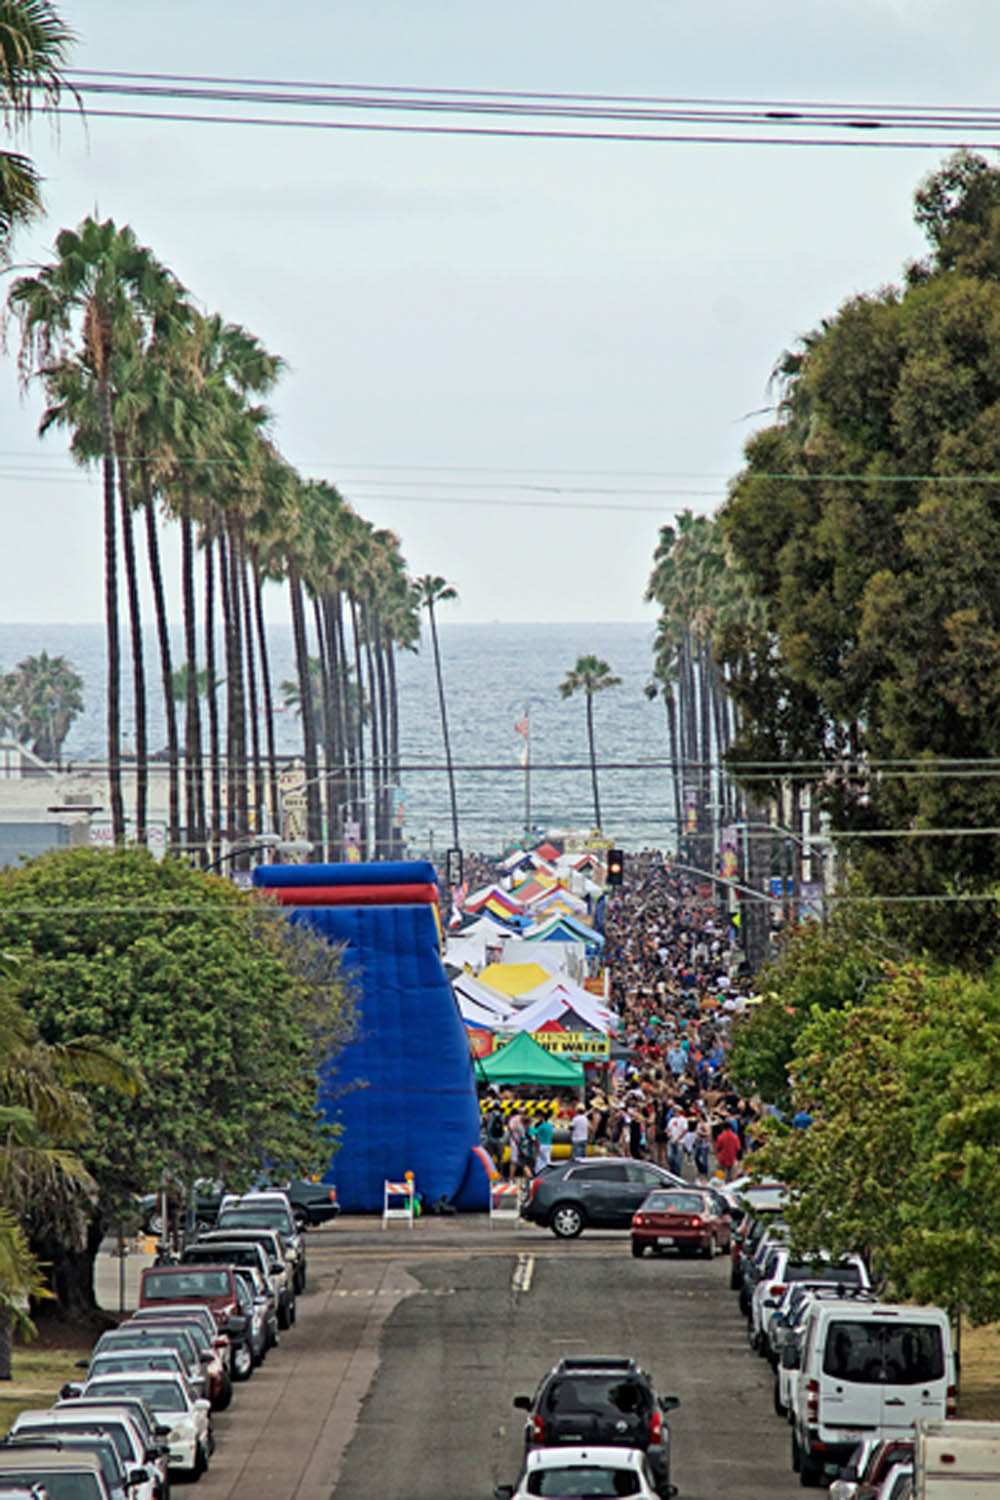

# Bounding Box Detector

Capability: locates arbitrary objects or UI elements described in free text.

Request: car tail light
[328,1187,337,1203]
[531,1414,546,1443]
[528,1177,542,1202]
[634,1215,646,1227]
[946,1384,957,1417]
[690,1216,702,1228]
[649,1409,663,1444]
[770,1284,786,1298]
[806,1379,820,1423]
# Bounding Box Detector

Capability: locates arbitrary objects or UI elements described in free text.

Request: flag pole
[524,704,531,837]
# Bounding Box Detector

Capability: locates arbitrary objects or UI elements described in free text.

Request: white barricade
[490,1181,522,1228]
[382,1178,416,1229]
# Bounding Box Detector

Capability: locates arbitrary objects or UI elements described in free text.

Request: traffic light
[445,847,464,887]
[607,849,625,886]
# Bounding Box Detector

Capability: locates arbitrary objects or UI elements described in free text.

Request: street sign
[445,847,463,886]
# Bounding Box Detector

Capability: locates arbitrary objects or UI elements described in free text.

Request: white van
[791,1301,955,1486]
[915,1420,1000,1499]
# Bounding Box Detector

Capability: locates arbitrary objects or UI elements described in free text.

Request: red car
[631,1188,732,1259]
[138,1264,254,1379]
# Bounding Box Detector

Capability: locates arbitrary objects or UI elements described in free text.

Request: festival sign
[494,1030,610,1060]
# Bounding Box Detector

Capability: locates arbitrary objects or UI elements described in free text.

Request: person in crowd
[570,1101,591,1159]
[713,1119,743,1182]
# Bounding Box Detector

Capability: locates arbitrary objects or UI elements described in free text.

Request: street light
[203,834,312,875]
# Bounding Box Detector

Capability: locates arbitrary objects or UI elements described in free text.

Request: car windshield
[185,1247,261,1268]
[91,1353,179,1376]
[218,1209,290,1233]
[7,1439,119,1489]
[90,1380,186,1411]
[644,1192,705,1214]
[0,1471,102,1500]
[17,1423,133,1462]
[143,1270,230,1299]
[105,1331,192,1358]
[62,1403,153,1443]
[823,1322,944,1384]
[546,1377,652,1417]
[527,1466,641,1496]
[787,1263,863,1286]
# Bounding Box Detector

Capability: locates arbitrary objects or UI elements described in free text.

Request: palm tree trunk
[372,614,391,858]
[349,594,369,852]
[240,543,264,841]
[203,537,222,863]
[322,592,347,855]
[289,565,322,850]
[312,594,335,859]
[217,529,238,851]
[116,455,147,845]
[585,690,601,831]
[99,380,125,843]
[361,602,382,857]
[141,476,180,849]
[386,640,401,856]
[0,1309,11,1381]
[332,594,353,830]
[180,512,203,855]
[251,563,280,839]
[427,602,459,848]
[665,688,683,855]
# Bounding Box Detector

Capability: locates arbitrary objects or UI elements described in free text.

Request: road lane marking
[511,1253,535,1294]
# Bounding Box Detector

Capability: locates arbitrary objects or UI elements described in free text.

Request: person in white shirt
[570,1104,590,1159]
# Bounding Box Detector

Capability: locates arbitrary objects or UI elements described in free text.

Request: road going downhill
[190,1219,800,1500]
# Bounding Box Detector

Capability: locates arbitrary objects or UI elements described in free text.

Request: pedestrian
[508,1109,529,1180]
[666,1106,688,1178]
[570,1102,590,1159]
[532,1112,555,1171]
[693,1117,712,1180]
[713,1120,742,1182]
[484,1092,506,1174]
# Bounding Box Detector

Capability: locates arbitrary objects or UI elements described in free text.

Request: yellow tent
[478,961,553,997]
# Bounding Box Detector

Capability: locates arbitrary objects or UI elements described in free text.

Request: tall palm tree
[0,0,75,258]
[558,655,621,832]
[8,217,187,844]
[414,574,460,850]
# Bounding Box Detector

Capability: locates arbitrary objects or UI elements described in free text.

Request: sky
[1,0,997,625]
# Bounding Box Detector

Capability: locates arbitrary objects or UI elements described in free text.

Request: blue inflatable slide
[252,860,488,1212]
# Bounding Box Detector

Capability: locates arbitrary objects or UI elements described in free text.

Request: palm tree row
[645,510,755,863]
[7,215,423,860]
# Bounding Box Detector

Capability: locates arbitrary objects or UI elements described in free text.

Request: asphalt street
[183,1219,799,1500]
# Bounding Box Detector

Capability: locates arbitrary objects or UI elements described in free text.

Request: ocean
[0,620,676,854]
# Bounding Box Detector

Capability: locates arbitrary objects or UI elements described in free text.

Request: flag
[514,716,529,737]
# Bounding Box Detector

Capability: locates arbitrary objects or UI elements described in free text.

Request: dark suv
[513,1356,679,1496]
[524,1158,729,1238]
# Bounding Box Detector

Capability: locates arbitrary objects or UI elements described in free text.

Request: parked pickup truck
[915,1420,1000,1499]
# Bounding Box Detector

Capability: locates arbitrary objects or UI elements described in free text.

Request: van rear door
[821,1315,948,1438]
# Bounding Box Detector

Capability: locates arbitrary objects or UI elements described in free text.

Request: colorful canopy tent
[452,972,516,1020]
[465,884,523,915]
[253,860,487,1213]
[535,842,562,862]
[524,913,604,945]
[516,976,616,1030]
[477,961,554,997]
[486,937,586,980]
[508,986,615,1035]
[477,1030,584,1087]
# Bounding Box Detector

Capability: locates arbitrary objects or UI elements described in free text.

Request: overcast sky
[1,0,995,625]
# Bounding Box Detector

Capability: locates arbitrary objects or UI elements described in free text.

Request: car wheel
[701,1237,715,1260]
[278,1300,292,1330]
[294,1211,308,1232]
[631,1239,645,1258]
[295,1266,306,1294]
[214,1373,233,1411]
[289,1297,297,1326]
[791,1431,801,1474]
[232,1343,253,1382]
[773,1379,786,1419]
[192,1441,207,1480]
[729,1267,741,1290]
[550,1203,585,1238]
[799,1455,822,1488]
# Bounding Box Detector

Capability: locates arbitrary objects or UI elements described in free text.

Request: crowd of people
[480,852,767,1184]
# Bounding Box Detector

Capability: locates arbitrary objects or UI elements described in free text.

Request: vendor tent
[452,972,515,1019]
[478,961,554,997]
[509,985,615,1035]
[516,977,616,1030]
[478,1030,584,1087]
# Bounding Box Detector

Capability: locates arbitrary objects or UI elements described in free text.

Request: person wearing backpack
[485,1093,507,1175]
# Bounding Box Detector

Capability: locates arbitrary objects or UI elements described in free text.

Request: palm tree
[414,574,460,850]
[0,0,75,258]
[0,651,82,764]
[558,655,622,832]
[8,217,187,844]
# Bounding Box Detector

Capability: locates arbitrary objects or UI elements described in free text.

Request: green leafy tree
[0,848,353,1317]
[558,655,622,832]
[720,150,1000,967]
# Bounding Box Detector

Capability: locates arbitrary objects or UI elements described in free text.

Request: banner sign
[494,1030,610,1060]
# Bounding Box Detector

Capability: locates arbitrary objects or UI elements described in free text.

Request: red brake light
[806,1378,819,1422]
[946,1384,957,1417]
[531,1414,546,1443]
[649,1409,663,1443]
[690,1216,702,1228]
[328,1187,337,1203]
[634,1215,646,1227]
[770,1284,786,1298]
[528,1177,542,1202]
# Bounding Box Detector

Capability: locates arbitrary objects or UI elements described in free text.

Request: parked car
[521,1159,688,1238]
[10,1412,163,1500]
[68,1348,204,1407]
[75,1373,212,1481]
[789,1302,954,1486]
[123,1312,231,1411]
[729,1205,787,1292]
[137,1266,252,1381]
[229,1266,273,1364]
[187,1231,294,1327]
[0,1434,139,1500]
[495,1445,662,1500]
[0,1449,111,1500]
[512,1356,680,1497]
[830,1438,915,1500]
[749,1252,871,1355]
[875,1463,913,1500]
[283,1179,340,1229]
[914,1420,1000,1500]
[215,1200,306,1293]
[50,1400,170,1497]
[631,1188,732,1259]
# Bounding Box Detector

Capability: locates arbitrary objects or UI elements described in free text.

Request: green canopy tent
[478,1030,585,1087]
